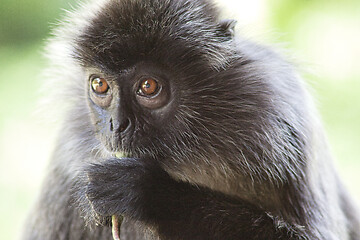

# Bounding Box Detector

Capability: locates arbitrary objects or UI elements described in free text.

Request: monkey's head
[73,0,244,160]
[53,0,307,183]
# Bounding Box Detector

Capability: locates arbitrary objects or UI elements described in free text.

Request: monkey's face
[86,62,179,157]
[84,58,244,164]
[84,56,231,161]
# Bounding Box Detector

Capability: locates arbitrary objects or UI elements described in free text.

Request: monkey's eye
[135,77,168,109]
[137,78,159,96]
[91,77,109,94]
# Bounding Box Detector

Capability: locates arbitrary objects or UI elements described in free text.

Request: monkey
[21,0,360,239]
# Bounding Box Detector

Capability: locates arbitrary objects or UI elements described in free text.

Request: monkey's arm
[85,158,298,240]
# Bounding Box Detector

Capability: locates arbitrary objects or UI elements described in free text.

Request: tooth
[112,215,123,240]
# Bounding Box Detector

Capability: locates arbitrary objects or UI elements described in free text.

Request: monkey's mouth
[112,151,128,159]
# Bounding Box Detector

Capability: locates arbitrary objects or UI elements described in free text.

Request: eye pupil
[91,77,109,94]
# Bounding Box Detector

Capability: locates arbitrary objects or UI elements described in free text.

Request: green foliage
[0,0,75,45]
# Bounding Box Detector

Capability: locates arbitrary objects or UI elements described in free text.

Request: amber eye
[138,78,159,96]
[91,77,109,94]
[135,77,168,109]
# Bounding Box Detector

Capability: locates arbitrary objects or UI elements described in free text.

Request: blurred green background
[0,0,359,239]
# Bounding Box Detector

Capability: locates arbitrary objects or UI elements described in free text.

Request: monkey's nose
[109,117,130,133]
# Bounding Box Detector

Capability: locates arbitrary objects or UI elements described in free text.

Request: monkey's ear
[218,19,237,38]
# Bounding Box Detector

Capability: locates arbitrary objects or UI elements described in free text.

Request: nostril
[110,118,114,132]
[119,118,130,132]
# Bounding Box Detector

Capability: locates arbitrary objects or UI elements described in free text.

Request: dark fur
[22,0,360,239]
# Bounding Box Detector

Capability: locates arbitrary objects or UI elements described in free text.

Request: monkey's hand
[84,157,167,220]
[84,157,299,239]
